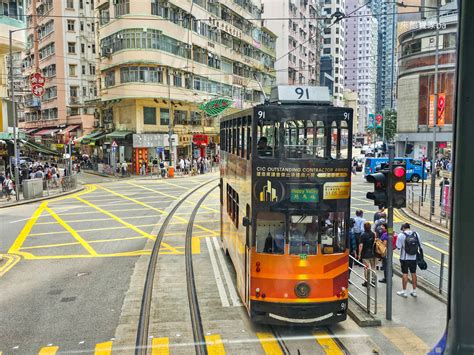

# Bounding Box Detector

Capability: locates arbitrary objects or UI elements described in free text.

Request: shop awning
[23,140,61,156]
[0,132,26,140]
[89,132,107,142]
[106,131,133,139]
[23,128,39,134]
[76,131,104,143]
[34,128,59,136]
[58,125,80,134]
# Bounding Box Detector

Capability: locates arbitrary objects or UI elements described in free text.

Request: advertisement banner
[429,93,446,127]
[368,113,375,129]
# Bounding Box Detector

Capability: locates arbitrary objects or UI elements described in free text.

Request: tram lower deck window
[257,121,279,158]
[284,120,325,159]
[255,212,285,254]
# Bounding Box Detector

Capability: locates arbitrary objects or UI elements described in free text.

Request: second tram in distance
[220,86,353,326]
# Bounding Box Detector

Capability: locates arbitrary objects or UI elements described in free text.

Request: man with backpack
[396,223,420,298]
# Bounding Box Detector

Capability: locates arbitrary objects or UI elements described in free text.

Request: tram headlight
[294,282,311,298]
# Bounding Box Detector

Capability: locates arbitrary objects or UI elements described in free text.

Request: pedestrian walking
[0,172,5,199]
[348,217,357,276]
[378,223,390,283]
[358,222,376,287]
[373,205,385,223]
[396,223,420,298]
[179,158,185,176]
[374,212,387,238]
[353,210,365,248]
[3,175,14,201]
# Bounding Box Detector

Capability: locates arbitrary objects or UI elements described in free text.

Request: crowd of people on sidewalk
[349,206,426,299]
[135,155,220,178]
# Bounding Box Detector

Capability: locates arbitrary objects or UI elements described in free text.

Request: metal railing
[43,174,77,195]
[348,255,378,315]
[407,185,451,229]
[417,242,449,295]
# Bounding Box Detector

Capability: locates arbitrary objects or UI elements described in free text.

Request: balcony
[69,97,81,105]
[25,98,41,109]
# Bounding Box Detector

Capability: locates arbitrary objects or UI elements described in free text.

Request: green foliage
[370,110,397,141]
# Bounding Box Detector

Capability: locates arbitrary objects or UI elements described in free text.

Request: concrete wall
[397,75,420,133]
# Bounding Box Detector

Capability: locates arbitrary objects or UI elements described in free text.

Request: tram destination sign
[270,85,331,104]
[290,187,319,203]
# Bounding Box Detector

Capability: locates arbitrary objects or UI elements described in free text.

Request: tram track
[135,178,218,355]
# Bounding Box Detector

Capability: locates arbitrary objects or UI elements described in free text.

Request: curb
[347,299,381,327]
[0,186,85,209]
[399,207,449,235]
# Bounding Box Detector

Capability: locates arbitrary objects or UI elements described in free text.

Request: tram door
[244,204,251,305]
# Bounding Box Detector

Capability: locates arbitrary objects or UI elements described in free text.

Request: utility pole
[9,31,20,201]
[167,68,173,167]
[386,144,395,320]
[430,0,441,217]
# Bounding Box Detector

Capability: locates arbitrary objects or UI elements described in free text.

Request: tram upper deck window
[331,120,349,160]
[289,215,318,255]
[284,120,326,159]
[257,121,279,158]
[256,212,285,254]
[320,212,347,254]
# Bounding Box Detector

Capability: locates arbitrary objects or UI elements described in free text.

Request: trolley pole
[386,144,395,320]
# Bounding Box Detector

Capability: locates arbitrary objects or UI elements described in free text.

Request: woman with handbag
[378,223,390,283]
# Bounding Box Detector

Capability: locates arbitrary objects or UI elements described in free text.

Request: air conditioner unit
[117,34,124,39]
[105,123,114,130]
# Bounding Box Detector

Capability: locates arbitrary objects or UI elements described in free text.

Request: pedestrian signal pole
[386,144,395,321]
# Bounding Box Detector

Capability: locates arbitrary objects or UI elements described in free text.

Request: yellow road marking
[98,184,219,236]
[393,250,448,268]
[9,202,47,254]
[313,330,344,355]
[205,334,226,354]
[151,337,169,355]
[192,237,201,254]
[20,236,149,250]
[256,332,283,355]
[379,327,430,354]
[423,242,449,255]
[36,217,115,225]
[0,254,21,277]
[76,195,180,254]
[44,206,98,256]
[38,346,59,355]
[11,250,159,260]
[94,341,113,354]
[394,210,449,240]
[127,181,219,213]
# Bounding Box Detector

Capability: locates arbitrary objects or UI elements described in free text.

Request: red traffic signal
[393,166,405,178]
[392,164,406,208]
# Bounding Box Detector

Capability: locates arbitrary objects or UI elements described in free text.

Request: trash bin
[168,167,174,178]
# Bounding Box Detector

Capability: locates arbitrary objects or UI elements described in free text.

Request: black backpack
[404,232,419,255]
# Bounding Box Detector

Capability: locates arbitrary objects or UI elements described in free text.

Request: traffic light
[366,171,388,206]
[392,164,407,208]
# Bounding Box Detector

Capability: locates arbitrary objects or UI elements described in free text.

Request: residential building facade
[262,0,322,86]
[320,0,345,105]
[396,1,457,159]
[18,0,98,149]
[0,0,24,134]
[371,0,397,113]
[96,0,276,172]
[344,0,377,134]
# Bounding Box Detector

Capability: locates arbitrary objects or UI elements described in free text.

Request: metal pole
[9,30,20,201]
[68,140,72,176]
[439,253,445,294]
[386,144,395,320]
[167,69,173,167]
[430,2,440,216]
[421,159,425,205]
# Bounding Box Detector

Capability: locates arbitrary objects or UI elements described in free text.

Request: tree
[374,109,397,141]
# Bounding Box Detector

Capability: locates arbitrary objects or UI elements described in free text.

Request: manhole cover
[60,297,77,302]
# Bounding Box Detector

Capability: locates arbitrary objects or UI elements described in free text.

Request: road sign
[376,114,383,128]
[32,85,45,97]
[30,72,45,86]
[368,113,375,129]
[111,140,118,148]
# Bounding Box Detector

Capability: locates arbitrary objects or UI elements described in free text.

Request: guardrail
[407,185,451,229]
[418,242,449,295]
[348,255,378,315]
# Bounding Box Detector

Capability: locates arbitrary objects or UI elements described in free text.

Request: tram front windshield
[255,212,347,255]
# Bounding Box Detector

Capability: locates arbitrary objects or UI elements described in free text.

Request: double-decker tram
[220,86,353,326]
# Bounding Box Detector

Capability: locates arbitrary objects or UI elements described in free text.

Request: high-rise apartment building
[344,0,377,133]
[18,0,98,147]
[320,0,345,105]
[96,0,276,171]
[262,0,322,85]
[371,0,397,113]
[0,0,24,135]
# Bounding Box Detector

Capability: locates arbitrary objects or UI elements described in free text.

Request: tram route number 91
[257,109,350,121]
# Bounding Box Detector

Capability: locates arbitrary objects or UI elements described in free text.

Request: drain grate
[48,290,63,295]
[60,297,77,302]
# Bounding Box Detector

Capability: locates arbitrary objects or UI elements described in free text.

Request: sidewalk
[0,184,83,208]
[83,168,219,180]
[350,265,447,352]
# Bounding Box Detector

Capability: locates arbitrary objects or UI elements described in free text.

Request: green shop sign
[199,98,233,117]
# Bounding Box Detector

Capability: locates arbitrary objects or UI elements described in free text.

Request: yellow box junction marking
[94,341,113,354]
[151,337,169,355]
[38,346,59,355]
[393,210,449,240]
[9,202,47,254]
[256,332,283,355]
[44,206,98,256]
[379,327,430,354]
[205,334,226,355]
[192,237,201,254]
[313,330,344,355]
[0,254,20,277]
[127,181,219,213]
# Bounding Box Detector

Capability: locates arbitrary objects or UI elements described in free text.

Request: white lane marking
[205,237,230,307]
[212,237,242,306]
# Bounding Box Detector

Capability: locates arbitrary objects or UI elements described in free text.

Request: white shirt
[396,230,419,261]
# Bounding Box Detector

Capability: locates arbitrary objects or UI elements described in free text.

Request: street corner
[0,254,21,278]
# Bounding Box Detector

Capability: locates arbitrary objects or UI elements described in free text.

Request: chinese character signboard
[375,114,383,128]
[429,93,446,127]
[368,113,375,129]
